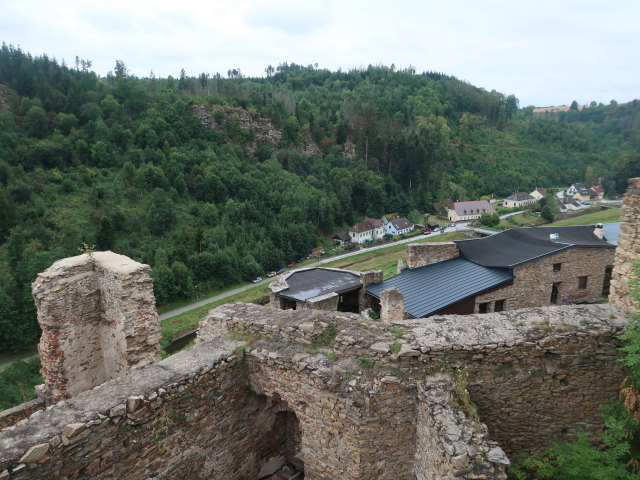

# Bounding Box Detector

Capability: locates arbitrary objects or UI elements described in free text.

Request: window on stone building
[553,263,562,272]
[494,299,505,312]
[578,276,588,289]
[478,302,489,313]
[602,266,613,296]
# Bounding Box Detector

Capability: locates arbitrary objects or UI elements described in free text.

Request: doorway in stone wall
[255,393,304,479]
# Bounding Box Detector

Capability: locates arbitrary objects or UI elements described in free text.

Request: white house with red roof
[348,217,385,244]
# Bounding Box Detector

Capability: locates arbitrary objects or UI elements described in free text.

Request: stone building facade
[474,246,616,313]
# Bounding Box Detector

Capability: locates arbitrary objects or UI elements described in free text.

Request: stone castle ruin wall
[32,252,161,401]
[611,177,640,313]
[0,302,627,479]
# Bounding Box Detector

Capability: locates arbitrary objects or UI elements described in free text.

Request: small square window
[479,302,489,314]
[494,300,505,312]
[578,276,588,289]
[553,263,562,272]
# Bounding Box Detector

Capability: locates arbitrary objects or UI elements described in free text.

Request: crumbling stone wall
[380,288,405,322]
[0,339,303,480]
[0,302,627,479]
[31,252,160,401]
[475,246,615,313]
[406,242,459,269]
[414,374,508,479]
[201,303,626,458]
[611,177,640,313]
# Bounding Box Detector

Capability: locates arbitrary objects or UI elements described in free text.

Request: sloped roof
[571,184,597,196]
[275,268,361,302]
[349,217,383,233]
[455,225,615,268]
[592,185,605,194]
[333,232,351,242]
[505,192,535,202]
[448,201,495,216]
[366,258,513,318]
[391,217,413,230]
[536,188,548,196]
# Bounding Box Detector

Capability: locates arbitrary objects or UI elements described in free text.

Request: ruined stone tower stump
[610,177,640,313]
[32,251,161,401]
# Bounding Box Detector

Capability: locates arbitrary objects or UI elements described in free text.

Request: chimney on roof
[594,223,604,240]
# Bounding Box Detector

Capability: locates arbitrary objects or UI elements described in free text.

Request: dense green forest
[0,44,639,353]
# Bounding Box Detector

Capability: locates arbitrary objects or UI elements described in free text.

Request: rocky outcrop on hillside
[190,104,322,158]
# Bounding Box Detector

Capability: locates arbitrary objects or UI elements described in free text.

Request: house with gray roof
[446,200,495,222]
[503,192,536,208]
[365,225,617,320]
[381,215,414,236]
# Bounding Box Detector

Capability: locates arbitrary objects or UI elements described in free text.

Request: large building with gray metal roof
[365,224,617,319]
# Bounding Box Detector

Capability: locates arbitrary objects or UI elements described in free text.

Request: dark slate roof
[333,232,351,242]
[505,192,535,202]
[277,268,361,302]
[350,217,383,233]
[455,225,615,268]
[366,258,513,318]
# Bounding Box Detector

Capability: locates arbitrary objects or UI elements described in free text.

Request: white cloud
[1,0,638,106]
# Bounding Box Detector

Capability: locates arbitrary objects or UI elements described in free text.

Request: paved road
[160,226,466,320]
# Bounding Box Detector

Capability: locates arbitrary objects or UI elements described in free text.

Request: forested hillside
[0,44,639,353]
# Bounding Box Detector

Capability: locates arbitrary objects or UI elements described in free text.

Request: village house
[529,187,548,201]
[381,214,414,235]
[348,217,384,244]
[446,200,495,222]
[503,192,537,208]
[592,184,605,200]
[366,224,617,317]
[567,183,598,202]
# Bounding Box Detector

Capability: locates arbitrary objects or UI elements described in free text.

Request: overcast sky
[2,0,638,107]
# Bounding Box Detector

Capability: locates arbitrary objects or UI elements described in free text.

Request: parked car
[276,268,285,274]
[266,271,277,278]
[450,223,457,227]
[252,277,262,283]
[423,231,431,235]
[287,261,296,267]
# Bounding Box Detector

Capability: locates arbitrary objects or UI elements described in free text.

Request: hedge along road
[0,226,470,371]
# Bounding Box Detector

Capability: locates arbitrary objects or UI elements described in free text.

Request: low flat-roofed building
[269,267,382,312]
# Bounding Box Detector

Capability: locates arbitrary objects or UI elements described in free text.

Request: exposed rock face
[32,251,160,402]
[190,104,321,158]
[610,177,640,313]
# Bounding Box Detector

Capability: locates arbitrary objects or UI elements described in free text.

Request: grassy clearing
[324,232,469,279]
[497,213,546,229]
[160,284,270,344]
[549,208,621,226]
